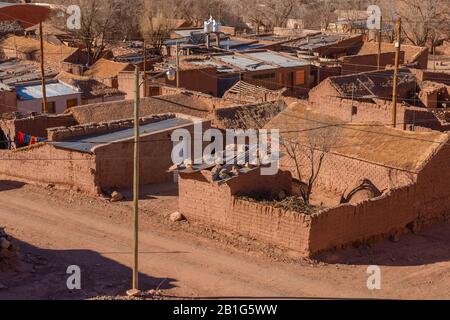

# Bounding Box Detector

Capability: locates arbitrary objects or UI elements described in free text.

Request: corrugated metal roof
[214,55,274,71]
[52,117,192,154]
[245,51,308,68]
[16,82,80,100]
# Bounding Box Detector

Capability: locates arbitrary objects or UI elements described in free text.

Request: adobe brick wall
[178,169,313,254]
[340,52,404,75]
[179,144,450,256]
[308,78,450,131]
[308,80,408,127]
[0,144,97,193]
[0,90,17,114]
[69,97,211,125]
[94,120,212,190]
[158,87,236,109]
[165,68,219,97]
[0,114,77,148]
[307,143,450,254]
[308,184,419,254]
[47,114,175,142]
[415,142,450,225]
[279,147,417,195]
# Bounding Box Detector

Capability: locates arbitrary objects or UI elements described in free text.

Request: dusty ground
[0,179,449,300]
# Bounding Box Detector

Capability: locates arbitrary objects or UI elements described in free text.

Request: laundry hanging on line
[16,131,46,147]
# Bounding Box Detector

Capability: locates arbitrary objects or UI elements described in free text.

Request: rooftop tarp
[0,2,50,28]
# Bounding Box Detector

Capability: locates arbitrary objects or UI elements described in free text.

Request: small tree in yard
[281,122,339,205]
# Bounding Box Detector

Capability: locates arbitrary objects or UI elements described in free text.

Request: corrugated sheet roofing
[214,54,274,71]
[16,82,80,100]
[52,117,192,153]
[245,51,308,67]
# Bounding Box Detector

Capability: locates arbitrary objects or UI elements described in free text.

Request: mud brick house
[65,91,235,125]
[84,58,134,89]
[57,71,126,105]
[0,36,89,72]
[155,50,312,97]
[0,89,228,149]
[0,113,209,194]
[62,87,286,131]
[0,113,76,150]
[178,166,306,252]
[356,42,429,70]
[182,101,450,256]
[222,81,287,104]
[16,80,82,114]
[264,33,364,59]
[308,68,450,132]
[0,59,57,114]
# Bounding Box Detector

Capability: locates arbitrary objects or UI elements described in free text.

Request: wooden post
[176,41,180,88]
[132,66,140,290]
[143,40,147,97]
[377,16,383,70]
[39,22,48,113]
[392,18,401,128]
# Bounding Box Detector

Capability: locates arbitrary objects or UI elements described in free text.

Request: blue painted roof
[52,117,193,154]
[16,82,80,100]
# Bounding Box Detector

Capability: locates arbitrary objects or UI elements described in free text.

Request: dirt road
[0,181,449,300]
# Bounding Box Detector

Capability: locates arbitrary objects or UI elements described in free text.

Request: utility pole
[391,17,401,128]
[143,40,147,97]
[132,65,140,292]
[350,84,356,122]
[377,16,383,71]
[176,41,180,88]
[433,44,436,71]
[39,22,48,113]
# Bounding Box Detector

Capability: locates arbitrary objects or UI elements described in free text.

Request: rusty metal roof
[0,3,50,28]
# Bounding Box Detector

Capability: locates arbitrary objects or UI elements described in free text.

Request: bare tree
[280,123,338,205]
[140,0,177,55]
[379,0,450,47]
[299,0,337,30]
[48,0,142,63]
[238,0,297,33]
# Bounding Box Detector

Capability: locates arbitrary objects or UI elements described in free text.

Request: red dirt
[0,180,449,300]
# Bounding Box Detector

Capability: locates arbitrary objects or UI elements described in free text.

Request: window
[66,98,78,109]
[352,106,358,116]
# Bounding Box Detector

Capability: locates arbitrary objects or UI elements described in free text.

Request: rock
[126,289,142,297]
[0,237,10,250]
[169,212,185,223]
[110,191,124,202]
